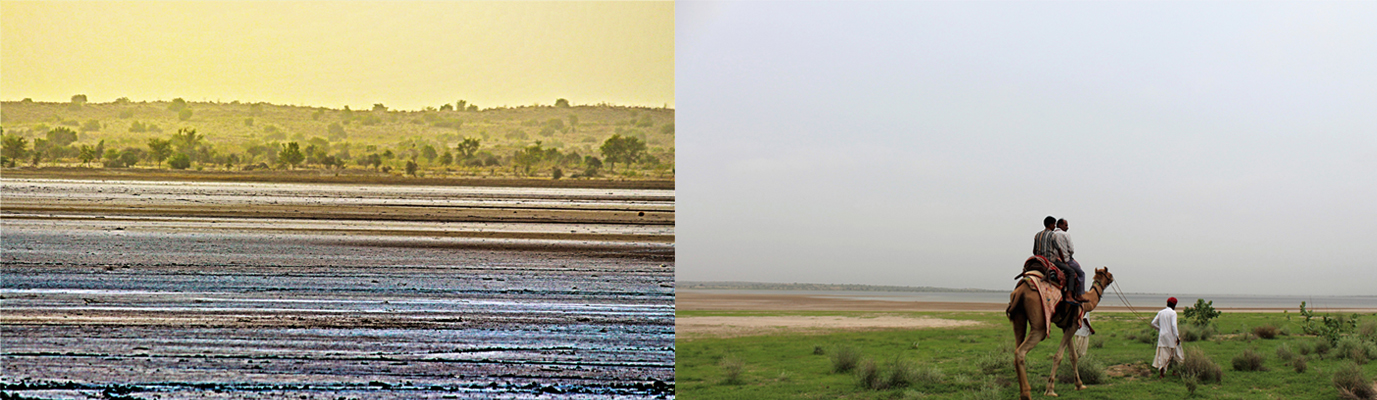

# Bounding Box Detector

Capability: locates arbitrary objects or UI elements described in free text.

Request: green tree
[30,138,49,166]
[178,108,193,121]
[2,134,28,161]
[599,134,646,172]
[466,104,478,112]
[439,151,453,166]
[170,128,204,157]
[168,98,187,111]
[405,159,418,176]
[167,153,192,170]
[1183,299,1222,327]
[78,144,98,166]
[421,144,438,162]
[47,127,79,147]
[456,100,467,111]
[278,142,305,168]
[118,148,143,167]
[373,103,387,112]
[456,137,481,159]
[555,98,570,108]
[146,138,173,166]
[440,103,454,111]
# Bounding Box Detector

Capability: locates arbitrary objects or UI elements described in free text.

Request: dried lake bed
[1,178,674,399]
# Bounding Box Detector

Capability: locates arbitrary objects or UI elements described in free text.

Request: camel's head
[1093,267,1114,286]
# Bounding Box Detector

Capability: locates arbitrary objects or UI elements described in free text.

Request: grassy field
[677,310,1377,399]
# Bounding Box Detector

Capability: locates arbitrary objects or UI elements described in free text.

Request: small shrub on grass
[1253,324,1280,339]
[1360,320,1377,341]
[1299,341,1315,356]
[1277,343,1297,362]
[719,356,745,385]
[856,358,882,389]
[1293,356,1308,373]
[1232,348,1267,371]
[880,358,918,389]
[1335,337,1374,364]
[1333,362,1374,400]
[1316,339,1333,356]
[974,347,1013,375]
[1183,373,1200,397]
[1137,327,1158,344]
[1056,356,1107,384]
[813,345,825,355]
[1181,347,1223,383]
[1090,335,1106,349]
[831,345,861,373]
[1181,323,1216,342]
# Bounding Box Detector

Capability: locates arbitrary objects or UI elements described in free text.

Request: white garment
[1153,346,1185,369]
[1054,228,1075,262]
[1150,307,1180,348]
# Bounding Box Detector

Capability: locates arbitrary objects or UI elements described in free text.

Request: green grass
[676,310,1377,399]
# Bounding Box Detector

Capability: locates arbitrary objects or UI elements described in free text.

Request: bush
[1137,326,1158,344]
[974,347,1012,375]
[813,346,825,355]
[1294,356,1308,373]
[1277,344,1297,362]
[1181,347,1223,383]
[167,153,191,170]
[1362,320,1377,341]
[880,358,918,390]
[1333,362,1374,400]
[1299,341,1315,356]
[1253,324,1280,339]
[856,358,882,389]
[1183,299,1222,326]
[719,356,744,385]
[1057,356,1107,385]
[1182,323,1217,342]
[1090,335,1106,349]
[1335,337,1376,364]
[831,345,861,373]
[1316,339,1333,356]
[1232,348,1267,371]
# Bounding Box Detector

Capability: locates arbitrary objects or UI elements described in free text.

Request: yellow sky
[1,1,673,110]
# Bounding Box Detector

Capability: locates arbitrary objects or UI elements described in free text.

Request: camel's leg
[1015,317,1046,400]
[1044,328,1073,397]
[1013,313,1028,349]
[1068,327,1085,390]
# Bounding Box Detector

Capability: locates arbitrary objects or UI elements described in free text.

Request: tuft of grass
[813,345,825,355]
[1253,324,1280,339]
[856,358,882,390]
[719,356,745,385]
[1090,335,1106,349]
[1182,323,1217,342]
[831,345,861,373]
[965,384,1003,400]
[881,357,918,390]
[1335,337,1376,365]
[1276,343,1297,362]
[1360,320,1377,341]
[974,346,1013,375]
[1183,372,1200,397]
[1232,348,1267,371]
[1315,339,1333,356]
[1333,362,1375,400]
[1293,355,1308,373]
[1181,347,1224,383]
[1298,341,1315,356]
[1056,356,1107,384]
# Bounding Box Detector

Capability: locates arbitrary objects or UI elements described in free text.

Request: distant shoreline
[678,289,1377,313]
[678,281,1002,293]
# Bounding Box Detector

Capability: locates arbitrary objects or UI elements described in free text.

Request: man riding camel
[1033,216,1085,303]
[1055,218,1087,302]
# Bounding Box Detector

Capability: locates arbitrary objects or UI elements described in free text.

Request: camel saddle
[1017,255,1067,289]
[1014,258,1085,335]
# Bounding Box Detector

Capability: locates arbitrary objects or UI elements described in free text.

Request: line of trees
[2,125,663,178]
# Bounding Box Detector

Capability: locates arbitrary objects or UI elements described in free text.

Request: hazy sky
[1,1,673,110]
[677,2,1377,296]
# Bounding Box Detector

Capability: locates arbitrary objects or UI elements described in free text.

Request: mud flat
[1,178,675,399]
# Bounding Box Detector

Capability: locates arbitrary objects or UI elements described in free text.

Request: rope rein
[1110,279,1148,321]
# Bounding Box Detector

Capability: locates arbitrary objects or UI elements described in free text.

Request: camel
[1006,266,1114,400]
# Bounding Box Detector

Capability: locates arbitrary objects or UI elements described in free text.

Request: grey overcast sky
[676,2,1377,296]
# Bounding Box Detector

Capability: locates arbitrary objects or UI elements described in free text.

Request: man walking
[1150,297,1184,378]
[1055,218,1087,302]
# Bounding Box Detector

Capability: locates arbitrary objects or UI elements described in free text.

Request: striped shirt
[1033,228,1064,261]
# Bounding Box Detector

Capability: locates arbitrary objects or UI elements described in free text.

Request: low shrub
[1181,347,1223,383]
[1335,337,1375,364]
[1232,348,1267,371]
[1183,373,1200,396]
[719,356,745,385]
[1056,356,1107,385]
[1298,341,1315,356]
[1137,326,1158,344]
[1333,362,1374,400]
[1276,343,1297,362]
[813,346,825,355]
[857,358,882,389]
[831,345,861,373]
[1090,335,1106,349]
[1294,356,1308,373]
[1253,324,1280,339]
[913,366,945,385]
[880,358,917,389]
[1361,320,1377,341]
[974,348,1012,375]
[1181,323,1218,342]
[1316,339,1333,356]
